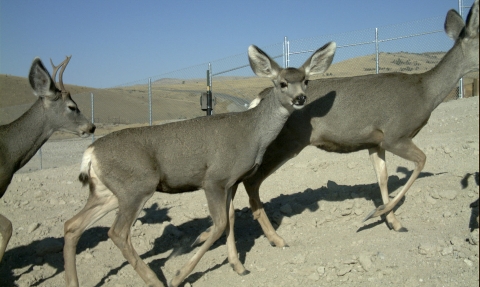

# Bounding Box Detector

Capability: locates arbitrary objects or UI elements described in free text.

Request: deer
[195,0,479,249]
[62,42,336,287]
[0,56,96,263]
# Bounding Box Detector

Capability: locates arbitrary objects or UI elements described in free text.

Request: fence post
[148,78,152,125]
[38,147,42,170]
[283,36,290,68]
[457,0,464,99]
[206,63,213,116]
[91,92,95,142]
[375,28,379,74]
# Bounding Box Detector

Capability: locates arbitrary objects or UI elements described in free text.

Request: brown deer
[0,56,96,262]
[63,43,336,287]
[198,0,479,248]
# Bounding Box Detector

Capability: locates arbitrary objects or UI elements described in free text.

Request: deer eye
[304,80,309,86]
[68,106,77,112]
[280,82,288,88]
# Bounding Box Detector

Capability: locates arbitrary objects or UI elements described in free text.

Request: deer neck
[1,99,55,171]
[423,42,470,109]
[250,90,292,162]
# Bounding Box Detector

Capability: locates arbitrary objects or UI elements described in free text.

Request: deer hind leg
[170,183,237,287]
[368,147,406,232]
[107,190,162,287]
[365,139,426,223]
[0,213,12,262]
[225,188,249,275]
[64,179,119,287]
[244,178,288,247]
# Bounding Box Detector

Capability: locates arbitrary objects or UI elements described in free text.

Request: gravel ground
[0,96,479,287]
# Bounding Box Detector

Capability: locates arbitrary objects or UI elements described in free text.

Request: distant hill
[1,52,478,138]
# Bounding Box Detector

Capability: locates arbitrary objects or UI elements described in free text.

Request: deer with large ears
[62,42,336,287]
[0,56,96,262]
[197,0,479,248]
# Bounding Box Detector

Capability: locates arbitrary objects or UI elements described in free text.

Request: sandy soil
[0,96,478,287]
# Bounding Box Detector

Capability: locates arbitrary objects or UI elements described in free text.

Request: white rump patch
[248,97,262,109]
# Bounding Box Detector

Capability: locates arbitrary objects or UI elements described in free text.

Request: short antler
[50,56,72,92]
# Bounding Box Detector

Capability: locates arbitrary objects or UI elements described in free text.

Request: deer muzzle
[292,95,307,109]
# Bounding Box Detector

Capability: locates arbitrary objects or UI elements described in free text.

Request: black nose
[294,95,307,105]
[89,124,96,134]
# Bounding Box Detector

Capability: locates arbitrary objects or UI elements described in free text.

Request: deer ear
[464,0,479,38]
[29,58,57,99]
[248,45,281,79]
[444,9,465,41]
[302,42,336,76]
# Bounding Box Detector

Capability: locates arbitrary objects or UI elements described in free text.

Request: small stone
[317,266,326,275]
[341,209,352,216]
[464,259,473,267]
[430,190,440,199]
[418,243,436,257]
[438,189,458,200]
[425,194,437,205]
[354,208,364,215]
[441,246,453,256]
[280,203,293,215]
[443,211,452,218]
[337,265,352,276]
[184,283,191,287]
[347,162,357,169]
[36,238,63,256]
[290,254,306,264]
[28,223,40,233]
[358,253,373,272]
[450,236,464,246]
[307,272,320,281]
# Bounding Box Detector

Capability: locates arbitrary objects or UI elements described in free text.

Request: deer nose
[89,124,96,134]
[294,95,307,106]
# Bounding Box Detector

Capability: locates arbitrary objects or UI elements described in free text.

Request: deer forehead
[278,68,306,83]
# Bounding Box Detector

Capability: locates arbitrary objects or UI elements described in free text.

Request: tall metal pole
[148,78,152,125]
[206,63,213,116]
[458,0,464,98]
[91,92,95,142]
[375,28,379,74]
[38,148,42,170]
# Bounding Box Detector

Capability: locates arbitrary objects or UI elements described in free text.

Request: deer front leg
[367,147,406,232]
[170,183,230,287]
[244,179,288,247]
[0,213,13,262]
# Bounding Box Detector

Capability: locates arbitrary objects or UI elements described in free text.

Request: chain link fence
[7,0,478,172]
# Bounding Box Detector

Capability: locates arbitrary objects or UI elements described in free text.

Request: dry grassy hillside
[1,52,478,138]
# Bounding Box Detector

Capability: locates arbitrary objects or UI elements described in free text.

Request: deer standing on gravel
[0,56,96,262]
[196,0,479,248]
[63,43,336,287]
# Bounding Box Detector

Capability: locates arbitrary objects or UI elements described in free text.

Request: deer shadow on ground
[0,203,170,286]
[0,168,437,287]
[461,172,479,231]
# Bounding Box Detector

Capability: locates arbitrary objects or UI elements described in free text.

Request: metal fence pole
[148,78,152,125]
[375,28,379,74]
[91,92,95,142]
[39,147,42,170]
[206,63,213,116]
[283,36,290,68]
[458,0,464,98]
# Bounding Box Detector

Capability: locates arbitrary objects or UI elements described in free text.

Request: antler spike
[50,55,72,92]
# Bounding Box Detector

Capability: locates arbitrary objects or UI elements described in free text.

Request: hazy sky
[0,0,474,88]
